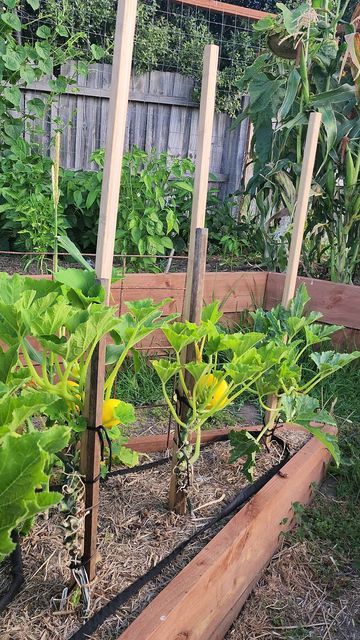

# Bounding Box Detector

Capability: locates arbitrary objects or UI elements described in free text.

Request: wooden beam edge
[173,0,275,21]
[118,433,332,640]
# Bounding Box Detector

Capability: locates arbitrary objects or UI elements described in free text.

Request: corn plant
[240,1,360,282]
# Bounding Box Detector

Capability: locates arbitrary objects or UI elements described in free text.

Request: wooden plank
[281,112,322,307]
[169,228,209,513]
[172,0,275,21]
[80,339,106,581]
[127,425,261,454]
[81,0,138,582]
[183,45,219,321]
[119,431,332,640]
[119,271,267,316]
[95,0,138,287]
[265,273,360,330]
[21,81,200,107]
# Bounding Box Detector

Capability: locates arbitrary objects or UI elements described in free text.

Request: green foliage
[0,140,67,268]
[153,287,360,481]
[0,0,105,271]
[115,353,166,406]
[34,0,258,117]
[290,361,360,569]
[0,0,97,149]
[229,430,261,481]
[0,270,174,559]
[239,0,360,282]
[0,425,70,562]
[60,147,195,270]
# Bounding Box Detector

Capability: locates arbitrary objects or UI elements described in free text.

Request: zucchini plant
[0,270,173,560]
[152,289,360,490]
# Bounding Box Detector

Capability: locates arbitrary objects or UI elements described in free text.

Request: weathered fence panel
[22,63,249,199]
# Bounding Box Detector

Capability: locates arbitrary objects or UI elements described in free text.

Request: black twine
[88,425,113,473]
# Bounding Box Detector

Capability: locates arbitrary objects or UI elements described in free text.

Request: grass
[115,353,166,405]
[292,360,360,572]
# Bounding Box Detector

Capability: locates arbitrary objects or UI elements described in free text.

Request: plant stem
[163,383,187,429]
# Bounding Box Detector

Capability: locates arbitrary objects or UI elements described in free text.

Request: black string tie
[88,426,113,473]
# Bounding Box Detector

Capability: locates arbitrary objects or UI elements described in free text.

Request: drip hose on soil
[0,532,25,615]
[67,436,290,640]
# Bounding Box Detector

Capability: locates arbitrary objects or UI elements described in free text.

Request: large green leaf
[0,427,69,562]
[113,401,136,426]
[152,359,180,384]
[280,395,339,464]
[220,332,265,357]
[0,391,63,439]
[310,350,360,375]
[0,345,17,383]
[162,322,201,353]
[318,104,337,156]
[55,269,105,307]
[310,84,355,106]
[278,69,301,120]
[56,236,93,271]
[229,430,261,481]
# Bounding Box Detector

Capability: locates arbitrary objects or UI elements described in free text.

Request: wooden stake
[169,228,209,514]
[80,334,107,579]
[182,44,219,322]
[281,112,322,308]
[265,112,322,426]
[95,0,138,294]
[80,0,138,581]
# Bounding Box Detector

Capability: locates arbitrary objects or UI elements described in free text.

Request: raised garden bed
[0,424,332,640]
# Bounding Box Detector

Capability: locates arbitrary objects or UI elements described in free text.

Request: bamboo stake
[182,44,219,322]
[169,228,209,514]
[80,0,138,581]
[265,112,322,426]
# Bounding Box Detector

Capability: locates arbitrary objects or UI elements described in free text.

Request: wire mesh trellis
[2,0,272,272]
[16,0,260,162]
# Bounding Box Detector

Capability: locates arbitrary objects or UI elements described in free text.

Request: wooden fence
[23,65,250,200]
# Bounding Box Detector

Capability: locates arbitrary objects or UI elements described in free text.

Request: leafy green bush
[61,146,195,270]
[0,269,174,560]
[0,139,68,269]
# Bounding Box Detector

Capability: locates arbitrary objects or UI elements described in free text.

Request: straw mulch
[0,426,307,640]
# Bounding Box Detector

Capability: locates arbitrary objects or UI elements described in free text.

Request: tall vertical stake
[168,44,218,514]
[169,228,209,514]
[182,44,219,322]
[281,112,322,307]
[265,112,322,426]
[80,0,138,581]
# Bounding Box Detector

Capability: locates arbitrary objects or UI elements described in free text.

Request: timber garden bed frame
[6,1,357,638]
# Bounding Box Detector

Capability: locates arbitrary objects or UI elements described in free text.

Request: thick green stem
[163,383,187,429]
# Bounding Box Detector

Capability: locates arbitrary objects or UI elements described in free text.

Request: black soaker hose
[67,437,290,640]
[0,532,25,615]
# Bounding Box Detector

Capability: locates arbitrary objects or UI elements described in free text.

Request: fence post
[281,112,322,307]
[80,0,138,581]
